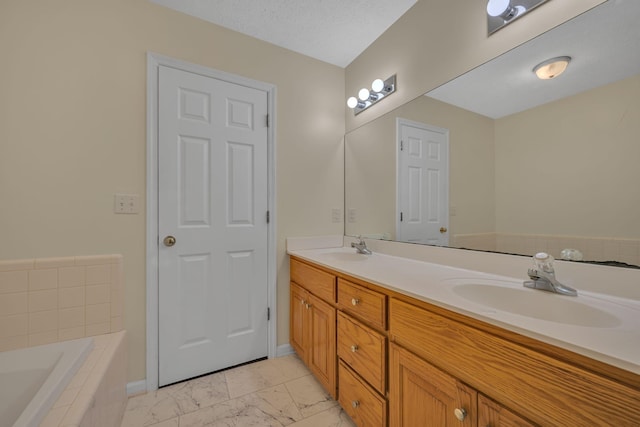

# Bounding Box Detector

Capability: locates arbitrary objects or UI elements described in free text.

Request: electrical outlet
[331,208,342,223]
[114,194,140,214]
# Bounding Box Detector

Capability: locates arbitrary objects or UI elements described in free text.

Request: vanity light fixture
[347,75,396,115]
[533,56,571,80]
[487,0,550,35]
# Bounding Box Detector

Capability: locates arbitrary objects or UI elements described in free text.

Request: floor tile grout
[121,355,354,427]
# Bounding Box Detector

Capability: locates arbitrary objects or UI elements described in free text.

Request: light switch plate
[331,208,342,223]
[114,194,140,214]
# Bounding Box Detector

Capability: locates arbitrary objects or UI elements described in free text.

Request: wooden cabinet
[337,311,386,394]
[307,293,336,396]
[339,361,387,427]
[478,395,535,427]
[289,281,308,360]
[389,297,640,426]
[290,256,640,427]
[289,260,337,398]
[337,278,387,329]
[390,343,477,427]
[336,278,389,426]
[389,343,534,427]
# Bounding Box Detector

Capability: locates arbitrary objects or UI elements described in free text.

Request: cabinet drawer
[337,278,386,329]
[338,361,386,427]
[290,258,335,303]
[337,311,386,393]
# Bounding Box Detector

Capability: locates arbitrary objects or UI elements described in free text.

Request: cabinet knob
[351,400,360,408]
[454,408,467,421]
[350,345,359,353]
[300,299,306,305]
[305,303,311,310]
[351,298,360,306]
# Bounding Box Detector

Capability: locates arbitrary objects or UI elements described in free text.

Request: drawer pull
[350,345,359,353]
[351,400,360,408]
[351,298,360,306]
[454,408,467,421]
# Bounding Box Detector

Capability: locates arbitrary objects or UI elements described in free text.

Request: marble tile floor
[120,354,356,427]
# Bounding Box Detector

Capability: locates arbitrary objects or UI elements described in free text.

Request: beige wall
[0,0,344,382]
[495,73,640,239]
[345,0,605,132]
[345,96,495,239]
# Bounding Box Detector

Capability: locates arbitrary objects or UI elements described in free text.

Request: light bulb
[486,0,510,17]
[371,79,384,93]
[358,88,370,101]
[347,97,358,109]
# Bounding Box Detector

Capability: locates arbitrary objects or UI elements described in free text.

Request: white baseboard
[276,344,294,357]
[127,380,147,396]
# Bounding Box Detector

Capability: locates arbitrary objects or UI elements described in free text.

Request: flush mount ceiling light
[533,56,571,80]
[347,75,396,115]
[487,0,550,35]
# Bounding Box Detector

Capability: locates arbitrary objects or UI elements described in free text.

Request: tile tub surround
[40,331,128,427]
[120,354,355,427]
[0,254,124,352]
[453,232,640,266]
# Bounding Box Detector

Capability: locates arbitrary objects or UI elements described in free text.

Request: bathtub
[0,338,93,427]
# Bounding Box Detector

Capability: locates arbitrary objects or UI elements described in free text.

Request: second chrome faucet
[351,236,372,255]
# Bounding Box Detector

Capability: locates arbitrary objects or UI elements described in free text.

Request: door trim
[146,52,277,391]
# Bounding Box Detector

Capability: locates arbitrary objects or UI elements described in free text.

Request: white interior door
[397,119,449,245]
[158,65,269,386]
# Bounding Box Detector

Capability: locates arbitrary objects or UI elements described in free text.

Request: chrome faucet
[351,236,372,255]
[523,253,577,296]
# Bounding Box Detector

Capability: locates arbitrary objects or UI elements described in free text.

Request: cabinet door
[390,343,477,427]
[308,293,337,398]
[478,394,535,427]
[290,282,308,361]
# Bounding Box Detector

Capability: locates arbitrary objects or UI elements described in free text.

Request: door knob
[439,227,448,234]
[163,236,176,247]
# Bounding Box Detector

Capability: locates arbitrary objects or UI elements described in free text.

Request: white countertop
[288,246,640,376]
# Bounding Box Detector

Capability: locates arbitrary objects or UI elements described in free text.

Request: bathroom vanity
[288,246,640,426]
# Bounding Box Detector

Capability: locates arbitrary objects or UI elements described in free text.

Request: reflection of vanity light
[533,56,571,80]
[486,0,524,20]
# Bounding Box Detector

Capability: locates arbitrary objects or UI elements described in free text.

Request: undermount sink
[449,282,621,328]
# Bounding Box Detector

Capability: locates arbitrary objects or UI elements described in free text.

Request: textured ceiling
[149,0,417,67]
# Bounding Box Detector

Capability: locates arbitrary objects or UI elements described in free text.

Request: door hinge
[266,114,269,127]
[267,307,271,321]
[400,140,404,151]
[266,210,270,223]
[400,212,403,222]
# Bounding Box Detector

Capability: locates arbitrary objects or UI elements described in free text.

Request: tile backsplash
[0,254,124,351]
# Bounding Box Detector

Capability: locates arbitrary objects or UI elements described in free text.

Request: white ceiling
[149,0,417,68]
[427,0,640,119]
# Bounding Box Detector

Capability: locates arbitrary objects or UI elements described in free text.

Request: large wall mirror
[345,0,640,268]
